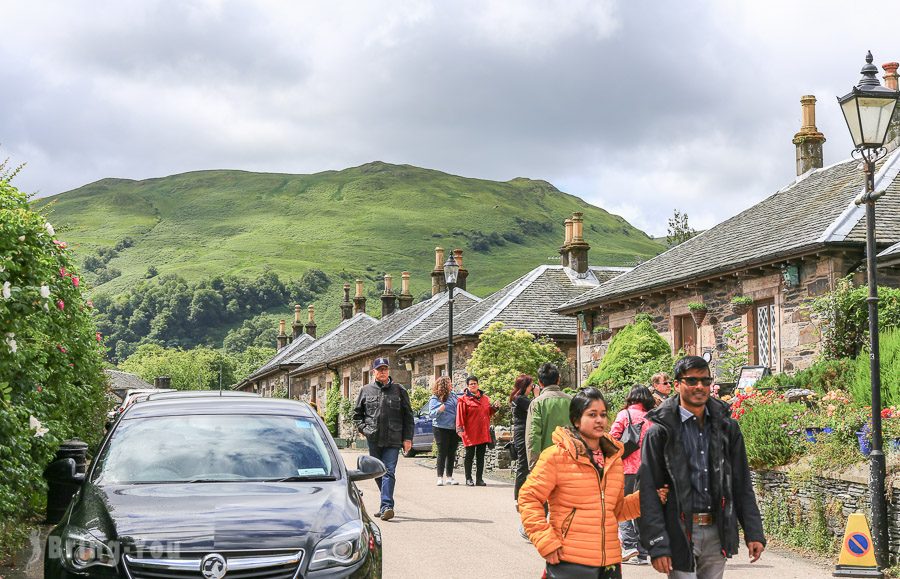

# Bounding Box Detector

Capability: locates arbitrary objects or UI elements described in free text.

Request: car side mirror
[348,455,386,482]
[43,458,85,484]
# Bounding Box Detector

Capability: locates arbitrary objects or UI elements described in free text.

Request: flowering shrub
[0,180,107,558]
[736,399,808,469]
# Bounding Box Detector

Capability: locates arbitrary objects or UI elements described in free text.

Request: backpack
[620,410,643,459]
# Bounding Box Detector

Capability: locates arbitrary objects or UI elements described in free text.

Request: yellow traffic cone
[833,512,882,577]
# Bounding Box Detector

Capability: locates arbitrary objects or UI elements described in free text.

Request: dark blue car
[402,403,435,457]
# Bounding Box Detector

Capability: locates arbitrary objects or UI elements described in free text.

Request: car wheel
[401,448,416,458]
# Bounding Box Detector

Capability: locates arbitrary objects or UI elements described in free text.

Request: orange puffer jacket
[518,426,640,567]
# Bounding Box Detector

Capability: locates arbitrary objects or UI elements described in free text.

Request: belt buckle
[693,512,713,526]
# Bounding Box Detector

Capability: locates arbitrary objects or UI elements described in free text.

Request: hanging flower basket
[687,302,707,326]
[730,296,753,316]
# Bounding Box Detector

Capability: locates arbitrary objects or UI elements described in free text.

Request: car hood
[71,481,357,550]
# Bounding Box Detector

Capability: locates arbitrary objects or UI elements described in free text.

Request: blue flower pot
[857,430,872,456]
[804,427,823,443]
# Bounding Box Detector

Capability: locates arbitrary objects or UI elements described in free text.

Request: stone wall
[753,467,900,563]
[578,254,859,382]
[408,342,477,390]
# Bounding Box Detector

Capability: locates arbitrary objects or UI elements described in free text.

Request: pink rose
[96,332,102,342]
[72,276,79,287]
[59,267,67,277]
[56,345,68,354]
[57,299,65,310]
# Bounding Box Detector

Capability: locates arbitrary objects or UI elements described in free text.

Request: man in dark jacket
[638,356,765,578]
[352,357,414,521]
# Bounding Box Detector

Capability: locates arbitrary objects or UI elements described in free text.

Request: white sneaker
[445,478,459,485]
[621,548,639,562]
[436,478,444,486]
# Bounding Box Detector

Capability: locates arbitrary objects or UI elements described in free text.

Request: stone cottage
[557,95,900,385]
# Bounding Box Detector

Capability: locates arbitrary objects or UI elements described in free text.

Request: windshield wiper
[265,475,337,482]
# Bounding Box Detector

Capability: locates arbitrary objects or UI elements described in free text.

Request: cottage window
[434,363,447,378]
[342,376,350,399]
[362,370,370,385]
[753,300,778,370]
[674,314,698,356]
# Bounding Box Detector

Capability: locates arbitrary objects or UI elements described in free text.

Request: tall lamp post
[837,50,900,571]
[443,254,460,385]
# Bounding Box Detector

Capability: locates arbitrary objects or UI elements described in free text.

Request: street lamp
[837,50,900,571]
[443,253,460,385]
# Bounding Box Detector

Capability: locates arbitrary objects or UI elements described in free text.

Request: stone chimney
[882,62,900,153]
[353,279,367,315]
[276,320,288,350]
[305,305,317,338]
[792,95,826,176]
[381,274,397,317]
[431,247,447,296]
[398,271,414,309]
[154,376,171,389]
[566,212,591,274]
[560,218,573,267]
[340,283,353,321]
[452,249,468,291]
[292,304,304,339]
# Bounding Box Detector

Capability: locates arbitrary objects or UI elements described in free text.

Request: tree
[466,322,568,426]
[0,179,107,557]
[666,209,696,247]
[585,318,673,391]
[120,344,235,390]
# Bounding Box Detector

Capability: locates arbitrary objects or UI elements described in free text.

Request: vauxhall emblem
[201,553,227,579]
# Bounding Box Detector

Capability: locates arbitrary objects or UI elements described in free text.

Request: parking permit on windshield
[296,420,312,428]
[297,468,326,476]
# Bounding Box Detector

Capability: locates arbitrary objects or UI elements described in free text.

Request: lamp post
[837,50,900,571]
[443,254,460,385]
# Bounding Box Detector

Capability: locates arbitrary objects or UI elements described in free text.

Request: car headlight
[61,528,117,571]
[308,519,367,571]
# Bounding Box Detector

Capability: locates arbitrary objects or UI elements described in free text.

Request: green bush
[466,322,567,426]
[756,357,856,394]
[851,329,900,407]
[324,379,341,436]
[0,180,108,560]
[408,386,430,413]
[811,276,900,360]
[585,318,673,390]
[738,401,808,468]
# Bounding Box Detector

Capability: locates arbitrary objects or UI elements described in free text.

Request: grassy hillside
[35,162,664,342]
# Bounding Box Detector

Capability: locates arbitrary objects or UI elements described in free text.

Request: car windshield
[93,414,336,484]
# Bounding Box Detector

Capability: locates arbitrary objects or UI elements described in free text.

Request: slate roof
[105,369,153,400]
[287,313,379,374]
[879,241,900,267]
[289,291,482,372]
[558,150,900,312]
[398,265,628,353]
[245,333,315,381]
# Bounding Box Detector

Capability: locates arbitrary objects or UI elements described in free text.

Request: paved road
[341,449,834,579]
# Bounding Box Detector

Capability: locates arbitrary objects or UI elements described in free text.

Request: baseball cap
[372,357,390,370]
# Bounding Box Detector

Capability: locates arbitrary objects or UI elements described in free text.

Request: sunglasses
[679,377,714,387]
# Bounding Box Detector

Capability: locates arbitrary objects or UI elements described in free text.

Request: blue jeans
[368,444,400,511]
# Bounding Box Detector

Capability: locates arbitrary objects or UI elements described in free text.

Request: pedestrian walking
[510,373,535,500]
[639,355,766,578]
[525,362,572,468]
[352,357,414,521]
[609,385,655,566]
[650,372,672,407]
[456,375,497,486]
[428,375,460,486]
[519,387,669,579]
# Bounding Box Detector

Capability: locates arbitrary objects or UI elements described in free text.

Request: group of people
[352,355,766,579]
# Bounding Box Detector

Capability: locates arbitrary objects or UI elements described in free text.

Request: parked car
[105,388,174,424]
[403,403,435,458]
[45,392,385,578]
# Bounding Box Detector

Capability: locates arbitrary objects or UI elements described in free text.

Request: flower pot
[856,430,872,456]
[690,310,707,326]
[731,303,752,316]
[804,427,823,443]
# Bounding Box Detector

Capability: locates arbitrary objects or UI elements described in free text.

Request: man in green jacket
[525,362,572,468]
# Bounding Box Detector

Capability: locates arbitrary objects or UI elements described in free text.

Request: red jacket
[456,389,497,446]
[609,403,650,475]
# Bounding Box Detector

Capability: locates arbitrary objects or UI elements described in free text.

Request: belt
[692,512,714,526]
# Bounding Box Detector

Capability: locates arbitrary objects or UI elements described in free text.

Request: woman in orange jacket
[518,387,667,579]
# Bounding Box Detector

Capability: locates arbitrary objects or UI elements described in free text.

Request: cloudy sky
[3,1,898,236]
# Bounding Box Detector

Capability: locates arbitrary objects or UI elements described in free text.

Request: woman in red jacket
[456,375,497,486]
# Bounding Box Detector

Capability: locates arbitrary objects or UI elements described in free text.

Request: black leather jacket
[352,378,414,448]
[638,396,766,572]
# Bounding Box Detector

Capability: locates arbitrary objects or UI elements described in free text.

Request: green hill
[34,162,663,355]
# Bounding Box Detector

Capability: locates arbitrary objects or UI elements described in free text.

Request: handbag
[488,425,497,450]
[620,409,642,459]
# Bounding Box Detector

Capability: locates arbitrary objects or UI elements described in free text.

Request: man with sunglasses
[638,356,765,578]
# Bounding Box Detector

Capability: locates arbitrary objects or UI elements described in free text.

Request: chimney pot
[566,213,591,274]
[434,247,445,269]
[399,271,414,309]
[564,219,574,245]
[340,283,353,321]
[381,274,397,317]
[453,249,468,291]
[383,274,394,294]
[883,62,899,91]
[355,279,363,298]
[305,305,317,338]
[276,319,288,350]
[353,279,367,315]
[292,304,304,339]
[792,95,825,176]
[571,212,585,242]
[431,247,447,296]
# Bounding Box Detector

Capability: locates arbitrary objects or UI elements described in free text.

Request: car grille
[123,550,303,579]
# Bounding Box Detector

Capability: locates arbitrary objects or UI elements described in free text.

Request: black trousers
[433,427,459,478]
[546,562,621,579]
[513,431,529,500]
[464,443,487,481]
